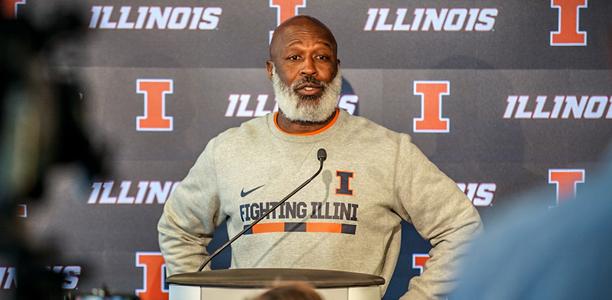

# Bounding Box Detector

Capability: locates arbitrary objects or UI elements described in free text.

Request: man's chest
[215,156,396,235]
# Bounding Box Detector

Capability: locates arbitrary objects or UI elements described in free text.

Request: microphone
[317,148,327,162]
[197,148,327,272]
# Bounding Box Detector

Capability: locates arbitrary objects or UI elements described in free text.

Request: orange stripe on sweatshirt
[252,222,285,234]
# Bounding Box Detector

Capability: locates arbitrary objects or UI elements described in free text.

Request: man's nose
[300,57,317,76]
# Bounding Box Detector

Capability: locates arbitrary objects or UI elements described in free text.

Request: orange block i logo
[135,252,168,300]
[550,0,588,46]
[137,79,174,131]
[413,81,450,133]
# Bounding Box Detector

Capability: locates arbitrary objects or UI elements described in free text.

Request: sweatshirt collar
[268,108,346,142]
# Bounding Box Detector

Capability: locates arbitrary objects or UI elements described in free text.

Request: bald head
[269,16,337,60]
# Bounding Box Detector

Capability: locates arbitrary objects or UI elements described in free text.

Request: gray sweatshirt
[158,109,482,299]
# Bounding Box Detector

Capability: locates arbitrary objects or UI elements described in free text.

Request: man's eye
[287,55,301,61]
[316,55,329,61]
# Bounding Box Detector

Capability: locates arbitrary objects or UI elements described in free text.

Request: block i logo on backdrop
[550,0,588,46]
[269,0,307,42]
[549,169,585,206]
[135,252,168,300]
[136,79,174,131]
[17,204,27,218]
[413,81,451,133]
[412,254,430,275]
[1,0,26,19]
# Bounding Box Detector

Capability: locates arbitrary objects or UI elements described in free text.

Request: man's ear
[335,59,341,77]
[266,60,274,80]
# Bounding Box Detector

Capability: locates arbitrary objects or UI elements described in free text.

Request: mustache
[292,75,324,90]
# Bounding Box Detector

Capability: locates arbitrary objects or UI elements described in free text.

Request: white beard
[272,66,342,123]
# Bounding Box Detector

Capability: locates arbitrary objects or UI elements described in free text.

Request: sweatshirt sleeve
[157,138,222,275]
[394,134,483,300]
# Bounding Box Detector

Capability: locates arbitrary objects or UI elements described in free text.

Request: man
[158,16,482,299]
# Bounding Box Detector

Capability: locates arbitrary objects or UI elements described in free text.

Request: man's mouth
[294,83,323,96]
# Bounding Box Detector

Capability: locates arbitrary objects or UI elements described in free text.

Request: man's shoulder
[216,114,270,141]
[343,112,410,143]
[201,114,271,157]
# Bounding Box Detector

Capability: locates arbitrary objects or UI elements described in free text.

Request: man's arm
[394,135,483,300]
[157,138,223,275]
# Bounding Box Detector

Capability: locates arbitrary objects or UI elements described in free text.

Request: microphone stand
[197,149,327,272]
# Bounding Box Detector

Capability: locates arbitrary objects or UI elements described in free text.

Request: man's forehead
[282,30,335,50]
[270,16,337,57]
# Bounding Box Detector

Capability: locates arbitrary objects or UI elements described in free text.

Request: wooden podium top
[167,268,385,288]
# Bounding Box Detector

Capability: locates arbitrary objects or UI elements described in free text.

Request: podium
[167,268,385,300]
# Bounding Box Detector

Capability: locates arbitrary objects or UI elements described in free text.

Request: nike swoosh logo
[240,185,264,197]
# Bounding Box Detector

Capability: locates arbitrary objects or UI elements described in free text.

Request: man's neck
[276,109,337,134]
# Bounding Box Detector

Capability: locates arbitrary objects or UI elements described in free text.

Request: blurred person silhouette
[0,5,106,300]
[451,151,612,299]
[254,282,323,300]
[451,10,612,300]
